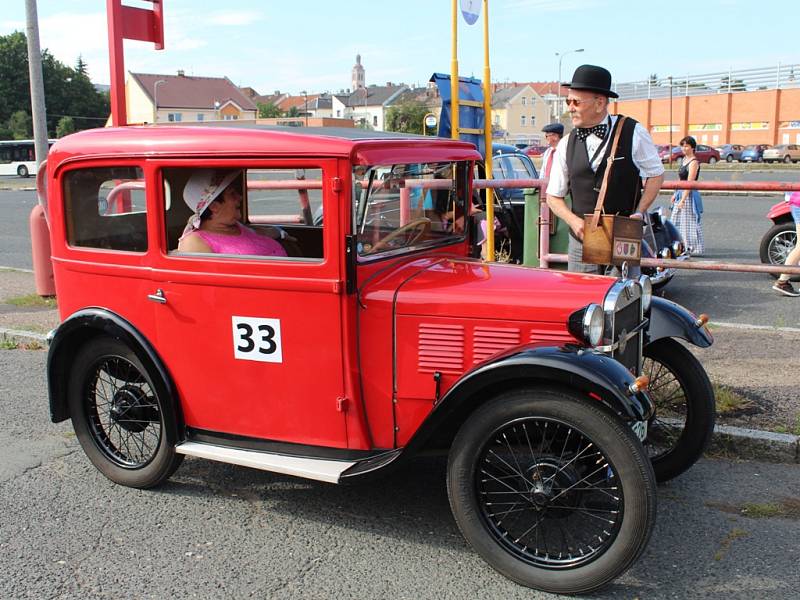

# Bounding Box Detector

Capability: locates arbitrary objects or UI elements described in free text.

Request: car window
[354,161,468,258]
[163,167,324,260]
[63,166,146,252]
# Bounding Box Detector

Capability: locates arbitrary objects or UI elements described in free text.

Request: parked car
[715,144,744,162]
[40,125,715,595]
[694,145,721,164]
[522,144,547,157]
[658,145,682,163]
[740,144,771,162]
[763,144,800,163]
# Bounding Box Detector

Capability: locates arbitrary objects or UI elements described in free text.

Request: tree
[8,110,32,139]
[56,115,75,137]
[0,31,110,137]
[286,106,301,117]
[257,102,282,118]
[385,100,430,134]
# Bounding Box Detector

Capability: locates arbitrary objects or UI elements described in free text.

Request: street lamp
[555,48,584,122]
[153,79,166,124]
[301,90,308,127]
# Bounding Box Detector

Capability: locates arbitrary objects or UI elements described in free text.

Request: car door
[149,160,349,448]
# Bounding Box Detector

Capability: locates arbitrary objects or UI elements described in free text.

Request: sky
[2,0,798,96]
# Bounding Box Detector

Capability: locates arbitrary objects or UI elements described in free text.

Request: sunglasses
[565,97,599,107]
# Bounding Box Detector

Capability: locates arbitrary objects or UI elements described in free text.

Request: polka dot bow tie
[575,123,608,142]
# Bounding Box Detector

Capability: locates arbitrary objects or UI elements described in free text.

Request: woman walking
[670,136,704,255]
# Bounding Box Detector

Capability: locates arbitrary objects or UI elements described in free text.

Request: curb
[1,322,798,466]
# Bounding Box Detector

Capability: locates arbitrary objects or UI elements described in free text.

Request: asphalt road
[1,349,799,599]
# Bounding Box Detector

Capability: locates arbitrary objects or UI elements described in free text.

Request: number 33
[232,316,283,363]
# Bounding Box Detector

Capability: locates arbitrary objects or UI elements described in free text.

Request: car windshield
[354,161,468,257]
[492,154,537,180]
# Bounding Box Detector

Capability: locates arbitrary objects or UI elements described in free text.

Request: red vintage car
[40,125,714,594]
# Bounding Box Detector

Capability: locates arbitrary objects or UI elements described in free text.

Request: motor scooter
[760,198,798,281]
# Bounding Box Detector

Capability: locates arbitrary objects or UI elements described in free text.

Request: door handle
[147,289,167,304]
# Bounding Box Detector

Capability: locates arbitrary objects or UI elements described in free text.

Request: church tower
[352,54,365,91]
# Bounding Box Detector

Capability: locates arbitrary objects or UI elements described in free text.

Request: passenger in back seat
[177,169,288,256]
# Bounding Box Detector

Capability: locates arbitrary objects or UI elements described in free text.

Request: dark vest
[566,115,643,222]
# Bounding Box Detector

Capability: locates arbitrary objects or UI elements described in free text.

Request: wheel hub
[110,385,156,433]
[526,459,580,512]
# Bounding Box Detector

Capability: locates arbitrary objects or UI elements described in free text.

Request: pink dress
[191,223,287,256]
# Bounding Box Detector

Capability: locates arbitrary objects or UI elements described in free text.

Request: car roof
[48,124,481,169]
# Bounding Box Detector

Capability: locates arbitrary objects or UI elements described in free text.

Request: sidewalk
[1,265,797,464]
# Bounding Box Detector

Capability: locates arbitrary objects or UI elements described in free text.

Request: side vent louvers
[418,324,464,373]
[474,327,520,364]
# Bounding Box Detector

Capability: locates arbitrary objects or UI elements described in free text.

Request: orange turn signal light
[695,313,709,327]
[628,375,650,394]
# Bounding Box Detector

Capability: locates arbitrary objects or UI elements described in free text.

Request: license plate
[630,420,648,442]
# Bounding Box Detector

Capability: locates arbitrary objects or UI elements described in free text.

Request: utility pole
[25,0,49,165]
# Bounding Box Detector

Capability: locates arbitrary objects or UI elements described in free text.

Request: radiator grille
[612,299,641,373]
[473,327,521,364]
[418,324,464,373]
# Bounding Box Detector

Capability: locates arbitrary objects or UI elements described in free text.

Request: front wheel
[708,157,717,165]
[68,336,183,488]
[759,222,799,281]
[447,388,656,594]
[726,154,733,163]
[642,338,715,482]
[784,155,793,164]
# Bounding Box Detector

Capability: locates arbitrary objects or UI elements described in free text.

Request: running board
[175,442,356,484]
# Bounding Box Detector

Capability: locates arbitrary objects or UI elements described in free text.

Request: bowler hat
[563,64,619,99]
[542,123,564,135]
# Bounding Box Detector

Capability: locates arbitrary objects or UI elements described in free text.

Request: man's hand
[568,214,585,240]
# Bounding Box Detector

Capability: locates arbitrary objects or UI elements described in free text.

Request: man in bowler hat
[540,122,564,180]
[545,64,664,273]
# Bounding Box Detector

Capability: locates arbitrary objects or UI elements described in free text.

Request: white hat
[183,169,240,231]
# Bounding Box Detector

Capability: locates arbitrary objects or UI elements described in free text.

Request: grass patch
[4,294,57,308]
[713,528,748,561]
[707,497,800,521]
[740,503,783,519]
[712,383,755,415]
[0,338,19,350]
[772,414,800,436]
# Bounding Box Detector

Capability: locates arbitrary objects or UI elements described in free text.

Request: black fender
[646,296,713,348]
[47,308,183,439]
[406,343,652,455]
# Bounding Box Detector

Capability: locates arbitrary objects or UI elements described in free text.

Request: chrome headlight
[671,240,684,257]
[637,275,652,312]
[568,303,605,347]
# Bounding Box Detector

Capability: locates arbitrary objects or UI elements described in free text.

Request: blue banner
[429,72,486,158]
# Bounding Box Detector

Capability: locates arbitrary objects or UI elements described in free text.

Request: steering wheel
[367,217,431,253]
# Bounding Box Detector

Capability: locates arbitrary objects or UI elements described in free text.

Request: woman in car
[178,169,288,256]
[670,136,704,255]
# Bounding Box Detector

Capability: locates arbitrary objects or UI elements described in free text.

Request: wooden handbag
[582,116,644,266]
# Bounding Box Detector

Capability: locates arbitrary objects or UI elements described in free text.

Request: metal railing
[613,64,800,101]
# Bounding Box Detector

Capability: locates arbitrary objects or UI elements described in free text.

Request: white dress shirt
[546,114,664,198]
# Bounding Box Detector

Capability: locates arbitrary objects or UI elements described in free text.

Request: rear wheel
[708,157,717,165]
[725,154,733,163]
[760,222,799,281]
[784,155,793,164]
[17,164,29,177]
[68,337,183,488]
[447,388,656,594]
[642,338,715,482]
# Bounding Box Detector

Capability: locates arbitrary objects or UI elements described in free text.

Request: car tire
[760,221,799,281]
[708,157,717,165]
[784,155,792,164]
[726,154,733,163]
[17,165,29,178]
[447,387,656,594]
[642,338,716,483]
[757,157,764,163]
[68,336,183,488]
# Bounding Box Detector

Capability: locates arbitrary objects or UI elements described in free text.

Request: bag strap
[590,116,628,229]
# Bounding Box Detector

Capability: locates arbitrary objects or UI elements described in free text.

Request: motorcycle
[760,198,798,281]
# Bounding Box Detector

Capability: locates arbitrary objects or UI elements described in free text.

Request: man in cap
[546,64,664,273]
[540,122,564,180]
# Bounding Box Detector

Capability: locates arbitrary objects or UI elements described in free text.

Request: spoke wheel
[448,388,655,594]
[759,222,799,281]
[642,338,715,482]
[69,337,183,488]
